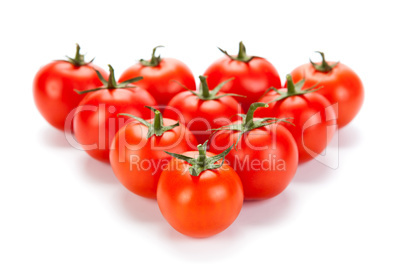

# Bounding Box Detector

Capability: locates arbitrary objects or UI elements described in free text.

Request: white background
[1,0,401,272]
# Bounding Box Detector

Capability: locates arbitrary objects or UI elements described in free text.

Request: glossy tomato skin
[110,119,197,198]
[33,61,108,130]
[119,58,196,106]
[164,91,244,144]
[204,57,281,110]
[210,122,298,200]
[290,62,364,128]
[256,92,337,163]
[73,88,156,162]
[157,151,243,238]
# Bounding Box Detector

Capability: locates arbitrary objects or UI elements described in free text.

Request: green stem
[153,110,162,131]
[245,102,268,127]
[164,141,233,176]
[260,75,323,105]
[237,41,248,61]
[74,44,81,61]
[211,102,292,149]
[199,75,210,98]
[318,52,330,69]
[75,65,143,94]
[106,65,118,89]
[192,76,240,101]
[218,41,254,63]
[64,43,93,67]
[197,144,207,167]
[286,74,297,94]
[120,106,179,139]
[310,51,339,72]
[140,46,164,67]
[150,47,160,65]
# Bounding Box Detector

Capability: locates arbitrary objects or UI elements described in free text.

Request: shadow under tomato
[158,191,294,262]
[79,156,119,185]
[292,159,335,183]
[40,126,72,149]
[338,124,362,149]
[118,190,164,224]
[235,191,294,227]
[159,214,244,262]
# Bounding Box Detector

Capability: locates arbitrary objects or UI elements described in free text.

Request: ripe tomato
[110,107,197,198]
[290,52,364,128]
[164,75,244,144]
[256,75,337,163]
[204,42,281,110]
[157,143,243,238]
[33,44,108,130]
[119,46,196,106]
[73,65,156,162]
[209,103,298,200]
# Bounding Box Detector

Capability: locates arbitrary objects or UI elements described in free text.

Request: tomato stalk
[212,102,293,148]
[64,44,94,67]
[153,108,163,131]
[165,141,233,176]
[106,65,119,89]
[199,76,211,98]
[197,143,207,167]
[286,74,297,95]
[310,51,339,72]
[244,102,267,128]
[75,65,143,94]
[218,41,254,63]
[118,106,179,139]
[236,41,249,62]
[260,74,323,104]
[140,46,164,67]
[192,75,242,100]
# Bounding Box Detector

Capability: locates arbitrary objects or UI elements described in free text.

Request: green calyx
[140,46,164,67]
[64,44,94,67]
[165,141,233,176]
[212,102,293,148]
[263,74,322,104]
[75,65,143,94]
[191,75,243,100]
[118,106,179,139]
[218,41,254,63]
[310,51,339,72]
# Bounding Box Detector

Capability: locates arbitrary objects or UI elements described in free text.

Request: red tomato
[290,52,364,128]
[157,143,243,238]
[204,42,281,110]
[164,76,244,144]
[33,44,107,130]
[73,65,156,162]
[119,46,196,106]
[209,103,298,200]
[256,75,337,163]
[110,107,197,198]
